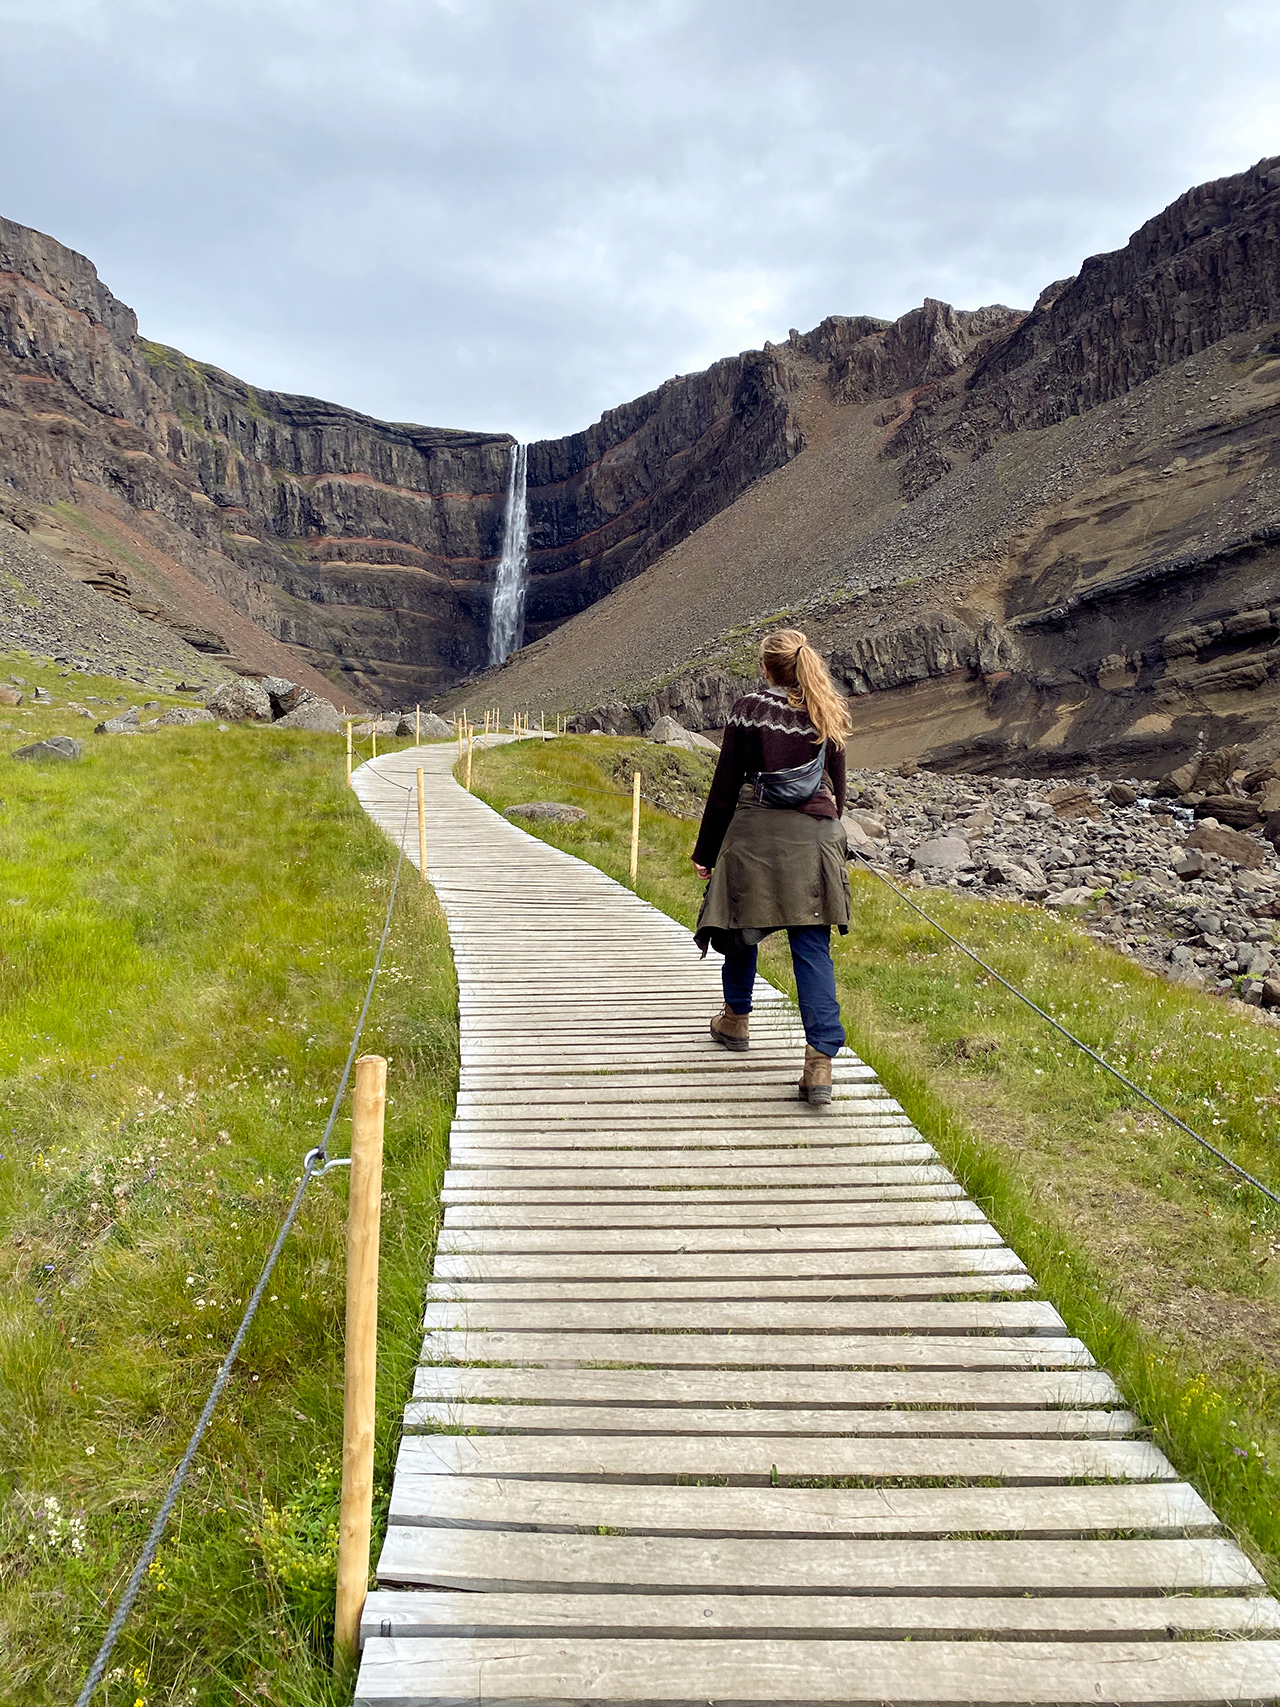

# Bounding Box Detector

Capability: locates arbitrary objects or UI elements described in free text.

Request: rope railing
[72,786,416,1706]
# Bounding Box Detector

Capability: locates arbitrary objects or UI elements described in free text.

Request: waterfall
[488,441,529,667]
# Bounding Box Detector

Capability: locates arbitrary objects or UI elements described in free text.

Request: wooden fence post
[371,726,378,761]
[416,768,427,881]
[333,1053,386,1673]
[415,704,421,743]
[630,770,641,886]
[465,729,474,792]
[345,721,353,786]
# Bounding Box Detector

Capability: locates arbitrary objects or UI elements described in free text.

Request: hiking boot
[798,1044,833,1105]
[710,1005,750,1051]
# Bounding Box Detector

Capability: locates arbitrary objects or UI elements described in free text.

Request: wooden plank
[374,1529,1259,1593]
[356,1635,1280,1704]
[382,1475,1202,1537]
[446,1145,932,1169]
[359,1589,1280,1642]
[455,1085,897,1105]
[447,1126,920,1149]
[418,1300,1065,1333]
[401,1401,1126,1436]
[441,1164,950,1192]
[419,1330,1094,1368]
[434,1225,1007,1254]
[424,1274,1038,1302]
[409,1365,1124,1408]
[440,1188,963,1207]
[440,1202,988,1227]
[392,1432,1172,1483]
[430,1248,1027,1279]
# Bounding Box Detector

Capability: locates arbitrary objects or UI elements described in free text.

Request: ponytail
[759,628,851,746]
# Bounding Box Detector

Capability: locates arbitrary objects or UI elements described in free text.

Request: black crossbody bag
[749,744,826,808]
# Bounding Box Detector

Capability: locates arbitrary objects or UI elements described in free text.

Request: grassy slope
[468,736,1280,1589]
[1,665,455,1705]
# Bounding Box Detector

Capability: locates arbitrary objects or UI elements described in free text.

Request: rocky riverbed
[842,756,1280,1008]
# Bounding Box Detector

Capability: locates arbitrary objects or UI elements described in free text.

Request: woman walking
[692,629,852,1105]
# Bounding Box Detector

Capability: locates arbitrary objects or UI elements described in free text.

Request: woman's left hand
[692,860,712,880]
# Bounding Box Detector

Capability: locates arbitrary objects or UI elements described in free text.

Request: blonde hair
[760,629,851,746]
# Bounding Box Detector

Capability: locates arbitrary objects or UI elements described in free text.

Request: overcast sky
[0,0,1276,442]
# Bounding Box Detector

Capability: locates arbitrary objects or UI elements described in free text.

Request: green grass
[468,736,1280,1588]
[1,667,456,1704]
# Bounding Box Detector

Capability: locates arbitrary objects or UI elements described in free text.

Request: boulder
[983,853,1048,896]
[844,821,876,858]
[1107,782,1138,806]
[647,714,718,752]
[154,706,216,727]
[274,694,344,733]
[1044,885,1099,908]
[0,686,22,706]
[1195,745,1244,793]
[1185,823,1266,869]
[1047,785,1101,820]
[206,677,272,722]
[1235,943,1275,977]
[419,712,454,739]
[1258,779,1280,813]
[1194,793,1262,829]
[1165,758,1202,795]
[1260,978,1280,1009]
[910,834,970,875]
[1174,850,1210,880]
[95,707,140,734]
[897,758,919,778]
[13,735,82,761]
[504,802,587,824]
[959,807,996,833]
[259,676,303,716]
[844,809,887,839]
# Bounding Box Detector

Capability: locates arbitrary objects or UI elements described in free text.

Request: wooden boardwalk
[350,744,1280,1705]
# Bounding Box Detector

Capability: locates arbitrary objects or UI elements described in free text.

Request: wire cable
[73,785,416,1707]
[849,849,1280,1209]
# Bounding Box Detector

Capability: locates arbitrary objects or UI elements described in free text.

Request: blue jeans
[721,926,845,1057]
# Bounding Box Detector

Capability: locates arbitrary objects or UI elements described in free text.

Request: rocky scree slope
[480,157,1280,783]
[845,750,1280,1009]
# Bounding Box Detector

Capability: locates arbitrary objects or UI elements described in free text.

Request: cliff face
[0,214,1032,707]
[5,152,1280,747]
[522,350,802,633]
[478,156,1280,781]
[0,216,819,703]
[0,214,517,701]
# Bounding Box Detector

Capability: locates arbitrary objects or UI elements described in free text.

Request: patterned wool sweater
[693,687,848,868]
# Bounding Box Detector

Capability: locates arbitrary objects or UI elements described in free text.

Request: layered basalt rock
[5,152,1280,732]
[0,216,1037,705]
[503,156,1280,781]
[523,350,802,632]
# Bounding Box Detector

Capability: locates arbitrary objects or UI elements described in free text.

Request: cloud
[0,0,1276,440]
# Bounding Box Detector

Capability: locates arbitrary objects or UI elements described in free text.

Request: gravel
[845,765,1280,1010]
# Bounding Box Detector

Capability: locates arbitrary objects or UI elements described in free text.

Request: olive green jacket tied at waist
[694,785,851,956]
